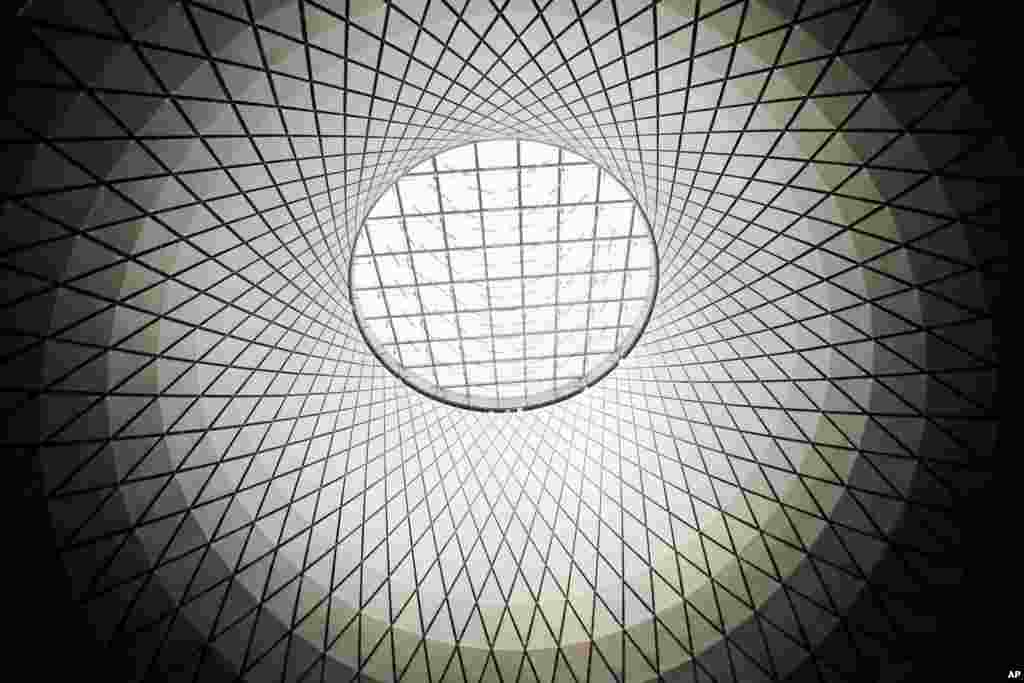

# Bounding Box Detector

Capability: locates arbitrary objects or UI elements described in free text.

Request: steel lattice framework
[0,0,1010,682]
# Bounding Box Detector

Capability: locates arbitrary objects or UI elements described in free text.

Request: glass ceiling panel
[352,140,658,411]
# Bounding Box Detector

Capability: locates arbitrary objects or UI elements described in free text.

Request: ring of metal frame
[349,138,661,413]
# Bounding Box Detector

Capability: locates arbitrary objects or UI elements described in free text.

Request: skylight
[350,139,658,411]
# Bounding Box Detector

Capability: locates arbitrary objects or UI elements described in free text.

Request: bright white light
[351,140,657,410]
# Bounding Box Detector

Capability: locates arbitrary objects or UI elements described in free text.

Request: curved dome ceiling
[1,0,1008,682]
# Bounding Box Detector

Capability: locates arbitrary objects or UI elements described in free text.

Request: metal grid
[351,139,656,410]
[0,1,1010,682]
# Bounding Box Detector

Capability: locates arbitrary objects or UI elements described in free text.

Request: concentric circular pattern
[0,1,1010,682]
[351,139,657,411]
